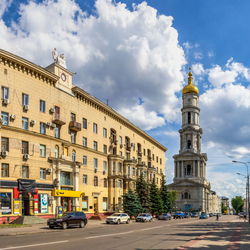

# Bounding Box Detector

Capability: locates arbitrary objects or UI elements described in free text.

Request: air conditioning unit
[10,114,16,120]
[23,154,29,160]
[51,123,56,128]
[2,98,9,105]
[1,151,8,157]
[49,108,55,114]
[46,168,52,173]
[46,122,51,127]
[23,105,29,111]
[30,120,36,126]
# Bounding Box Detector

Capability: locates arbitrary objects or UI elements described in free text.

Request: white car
[106,213,130,224]
[136,213,153,222]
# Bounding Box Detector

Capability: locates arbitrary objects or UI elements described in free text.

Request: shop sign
[18,179,36,193]
[52,189,83,198]
[40,194,48,213]
[13,200,21,214]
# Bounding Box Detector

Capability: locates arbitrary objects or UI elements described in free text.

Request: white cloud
[0,0,12,18]
[194,51,203,60]
[192,63,205,75]
[0,0,186,130]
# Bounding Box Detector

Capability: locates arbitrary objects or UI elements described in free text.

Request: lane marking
[84,225,165,239]
[0,240,69,250]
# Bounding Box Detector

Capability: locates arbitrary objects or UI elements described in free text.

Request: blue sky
[1,0,250,200]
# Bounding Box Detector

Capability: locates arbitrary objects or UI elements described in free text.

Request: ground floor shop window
[0,192,12,215]
[39,194,48,213]
[82,196,88,211]
[102,197,108,211]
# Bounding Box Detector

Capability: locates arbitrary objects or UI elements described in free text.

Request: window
[54,126,60,138]
[152,154,155,160]
[93,158,98,169]
[118,179,122,188]
[2,86,9,100]
[187,140,192,149]
[132,167,136,176]
[113,162,116,174]
[103,197,108,211]
[82,137,87,147]
[119,136,122,145]
[22,165,29,178]
[93,141,98,151]
[22,117,29,130]
[40,168,46,179]
[127,166,130,176]
[71,112,76,121]
[1,112,9,125]
[71,131,76,144]
[83,175,88,184]
[143,148,146,156]
[103,144,107,154]
[182,192,191,200]
[83,155,87,165]
[82,196,88,211]
[22,93,29,105]
[1,163,9,177]
[160,158,162,164]
[60,171,72,185]
[93,123,98,133]
[39,144,46,157]
[156,156,158,163]
[82,118,87,129]
[103,128,107,137]
[94,176,98,186]
[1,137,9,152]
[103,161,107,171]
[118,162,122,173]
[21,141,29,154]
[40,100,46,112]
[0,192,11,215]
[185,165,192,176]
[54,145,59,158]
[72,150,76,162]
[40,122,46,134]
[103,178,108,188]
[188,112,191,124]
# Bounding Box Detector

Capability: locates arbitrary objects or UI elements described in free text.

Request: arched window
[187,112,191,124]
[187,165,192,176]
[72,150,76,162]
[187,140,192,149]
[182,192,191,200]
[54,145,59,158]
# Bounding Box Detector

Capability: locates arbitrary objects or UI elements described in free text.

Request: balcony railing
[69,121,81,132]
[52,114,66,125]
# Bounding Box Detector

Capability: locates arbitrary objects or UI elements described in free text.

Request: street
[0,215,249,250]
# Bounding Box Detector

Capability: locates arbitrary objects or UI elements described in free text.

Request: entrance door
[61,197,73,212]
[93,197,98,214]
[22,193,30,215]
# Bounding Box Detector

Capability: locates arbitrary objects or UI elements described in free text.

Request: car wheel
[106,221,110,224]
[79,221,85,228]
[49,225,54,229]
[117,219,120,225]
[126,219,130,224]
[62,222,67,230]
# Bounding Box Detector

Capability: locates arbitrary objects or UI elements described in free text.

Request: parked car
[199,212,209,219]
[136,213,153,222]
[106,213,130,224]
[173,212,185,219]
[191,212,199,218]
[158,213,172,220]
[184,212,191,218]
[47,211,88,229]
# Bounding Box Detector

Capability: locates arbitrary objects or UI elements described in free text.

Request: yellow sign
[52,189,84,198]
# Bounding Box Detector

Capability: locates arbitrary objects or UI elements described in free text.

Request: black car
[47,211,88,229]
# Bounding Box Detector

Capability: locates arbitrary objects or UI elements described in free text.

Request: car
[47,211,88,229]
[191,212,199,218]
[136,213,153,222]
[184,212,191,218]
[106,213,130,224]
[158,213,172,220]
[199,212,209,219]
[173,212,185,219]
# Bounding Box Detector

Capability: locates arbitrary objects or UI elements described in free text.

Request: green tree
[231,196,244,214]
[123,190,143,217]
[149,180,163,215]
[168,190,177,212]
[160,176,171,212]
[136,175,151,212]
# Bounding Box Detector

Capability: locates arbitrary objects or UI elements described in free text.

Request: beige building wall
[0,49,166,221]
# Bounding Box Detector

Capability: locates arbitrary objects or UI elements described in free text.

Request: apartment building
[0,49,167,222]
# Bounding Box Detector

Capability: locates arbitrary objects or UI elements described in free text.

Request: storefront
[52,189,84,214]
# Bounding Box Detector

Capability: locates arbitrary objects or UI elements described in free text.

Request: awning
[52,189,84,198]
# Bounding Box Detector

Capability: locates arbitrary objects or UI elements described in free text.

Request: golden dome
[182,71,199,95]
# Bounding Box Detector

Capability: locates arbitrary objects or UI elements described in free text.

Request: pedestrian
[216,214,219,221]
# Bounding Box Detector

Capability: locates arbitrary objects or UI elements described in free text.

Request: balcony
[69,121,81,132]
[52,114,66,125]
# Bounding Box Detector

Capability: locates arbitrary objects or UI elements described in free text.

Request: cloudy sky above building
[1,0,250,199]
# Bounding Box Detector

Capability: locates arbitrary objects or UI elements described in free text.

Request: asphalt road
[0,215,243,250]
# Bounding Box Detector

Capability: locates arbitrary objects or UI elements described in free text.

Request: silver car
[136,213,153,222]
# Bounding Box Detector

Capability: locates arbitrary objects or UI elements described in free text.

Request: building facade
[0,49,166,223]
[169,71,220,213]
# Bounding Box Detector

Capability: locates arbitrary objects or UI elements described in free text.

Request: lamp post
[233,160,250,223]
[236,172,248,219]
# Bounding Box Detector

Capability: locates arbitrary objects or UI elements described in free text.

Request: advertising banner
[40,194,48,213]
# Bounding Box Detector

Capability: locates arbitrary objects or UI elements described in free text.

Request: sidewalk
[0,220,105,236]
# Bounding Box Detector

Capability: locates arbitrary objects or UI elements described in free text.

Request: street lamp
[236,172,248,219]
[233,160,250,223]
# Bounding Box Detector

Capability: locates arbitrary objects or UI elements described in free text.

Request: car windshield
[162,213,168,216]
[111,213,121,216]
